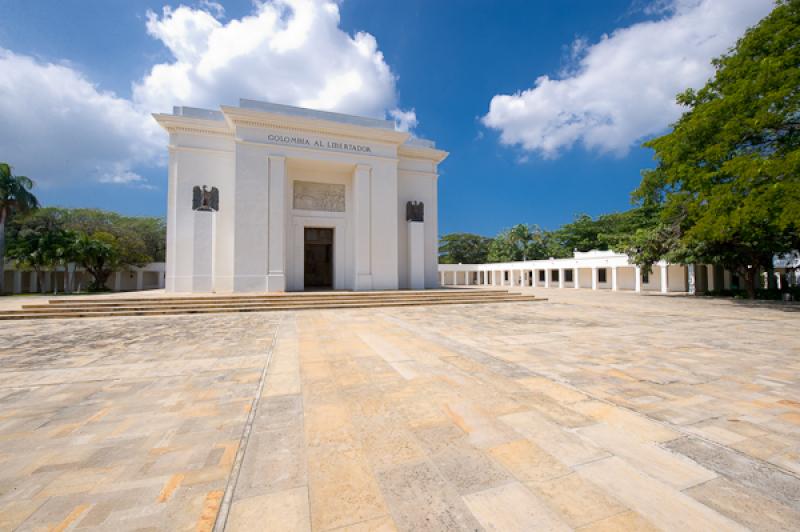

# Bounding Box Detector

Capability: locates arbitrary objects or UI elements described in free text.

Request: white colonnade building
[438,250,761,294]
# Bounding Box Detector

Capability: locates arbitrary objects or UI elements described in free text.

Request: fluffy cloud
[1,0,409,189]
[0,49,163,188]
[134,0,398,118]
[482,0,775,159]
[389,108,417,132]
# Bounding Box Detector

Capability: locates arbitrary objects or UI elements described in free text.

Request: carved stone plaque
[293,181,345,212]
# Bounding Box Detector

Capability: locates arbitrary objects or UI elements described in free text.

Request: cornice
[220,106,410,145]
[398,144,449,163]
[152,114,233,138]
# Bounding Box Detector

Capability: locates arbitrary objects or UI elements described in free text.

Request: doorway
[304,227,333,289]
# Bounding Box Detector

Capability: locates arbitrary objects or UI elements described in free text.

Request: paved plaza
[1,289,799,531]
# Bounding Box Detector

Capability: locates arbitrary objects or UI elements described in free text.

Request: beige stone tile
[334,515,397,531]
[686,477,800,531]
[264,370,302,397]
[577,510,658,532]
[577,457,746,531]
[487,439,571,482]
[500,410,608,467]
[463,481,570,531]
[528,472,628,528]
[518,376,588,404]
[306,447,389,531]
[227,486,311,532]
[571,400,679,442]
[577,422,717,489]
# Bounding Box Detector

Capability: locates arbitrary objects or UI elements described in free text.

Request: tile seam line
[213,315,283,532]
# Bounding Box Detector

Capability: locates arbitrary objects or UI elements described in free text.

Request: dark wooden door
[304,228,333,289]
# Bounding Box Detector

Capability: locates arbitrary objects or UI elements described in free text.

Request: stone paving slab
[1,289,799,530]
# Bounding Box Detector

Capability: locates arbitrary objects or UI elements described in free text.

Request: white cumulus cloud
[482,0,775,159]
[134,0,398,118]
[0,49,163,188]
[0,0,410,189]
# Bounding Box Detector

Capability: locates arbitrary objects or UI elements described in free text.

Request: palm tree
[508,224,534,261]
[0,163,39,293]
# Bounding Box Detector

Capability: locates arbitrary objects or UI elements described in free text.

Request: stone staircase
[0,289,543,320]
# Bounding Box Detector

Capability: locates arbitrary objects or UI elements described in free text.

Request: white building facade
[154,100,447,293]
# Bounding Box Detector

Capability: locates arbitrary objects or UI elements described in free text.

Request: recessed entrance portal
[304,228,333,289]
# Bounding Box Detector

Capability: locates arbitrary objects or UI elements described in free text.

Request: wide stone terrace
[1,289,799,530]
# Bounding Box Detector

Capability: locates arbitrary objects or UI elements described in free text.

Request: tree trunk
[0,209,6,294]
[89,269,112,291]
[742,267,758,299]
[36,270,46,294]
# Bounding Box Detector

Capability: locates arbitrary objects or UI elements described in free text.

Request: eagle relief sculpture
[406,201,424,222]
[192,185,219,212]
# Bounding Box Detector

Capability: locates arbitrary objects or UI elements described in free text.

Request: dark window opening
[539,270,545,282]
[565,270,573,282]
[551,270,559,282]
[598,268,607,283]
[504,271,509,281]
[642,270,649,284]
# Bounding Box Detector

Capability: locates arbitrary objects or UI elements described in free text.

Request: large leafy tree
[6,209,74,293]
[439,233,492,264]
[59,209,154,290]
[0,163,39,293]
[631,0,800,298]
[551,207,660,256]
[7,208,164,292]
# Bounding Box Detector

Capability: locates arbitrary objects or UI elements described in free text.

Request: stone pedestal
[192,211,215,292]
[408,221,425,290]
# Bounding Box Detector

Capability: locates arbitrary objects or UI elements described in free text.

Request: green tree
[6,209,74,293]
[0,163,39,293]
[439,233,492,264]
[632,1,800,298]
[60,209,152,290]
[487,224,557,262]
[550,207,660,257]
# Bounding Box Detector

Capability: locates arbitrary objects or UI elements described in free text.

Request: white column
[136,270,144,291]
[531,269,537,287]
[353,164,373,290]
[635,266,642,293]
[544,269,550,288]
[574,268,580,289]
[266,156,287,292]
[591,267,598,290]
[113,272,122,292]
[558,268,564,288]
[12,271,22,294]
[192,211,215,292]
[707,265,716,291]
[408,221,425,290]
[464,270,471,285]
[660,264,669,294]
[611,267,618,291]
[158,272,166,289]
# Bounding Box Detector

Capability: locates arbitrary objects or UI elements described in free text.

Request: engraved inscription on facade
[293,181,346,212]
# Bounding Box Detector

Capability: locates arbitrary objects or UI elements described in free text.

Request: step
[0,296,544,320]
[13,294,527,314]
[40,290,511,306]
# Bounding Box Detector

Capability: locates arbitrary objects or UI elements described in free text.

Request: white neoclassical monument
[153,100,447,293]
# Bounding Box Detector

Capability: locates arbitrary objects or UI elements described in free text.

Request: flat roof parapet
[172,106,225,121]
[239,99,395,130]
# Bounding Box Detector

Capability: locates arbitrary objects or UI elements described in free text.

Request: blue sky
[0,0,774,235]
